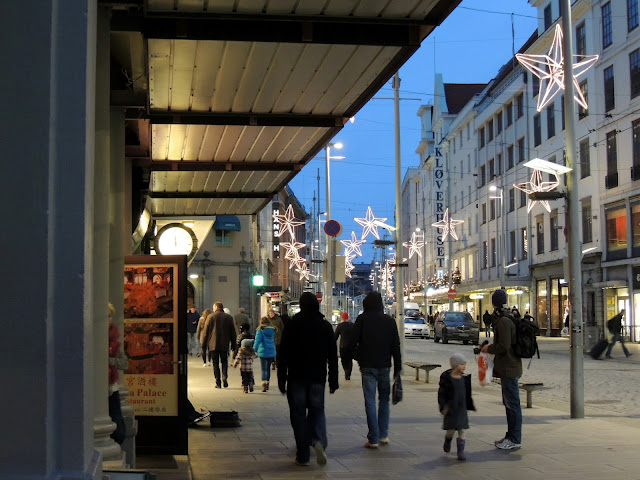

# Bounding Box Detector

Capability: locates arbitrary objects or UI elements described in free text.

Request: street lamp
[325,142,344,321]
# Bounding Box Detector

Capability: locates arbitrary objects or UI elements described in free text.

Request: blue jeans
[606,334,630,357]
[187,332,197,354]
[361,367,391,444]
[260,357,274,381]
[287,383,327,463]
[501,377,522,444]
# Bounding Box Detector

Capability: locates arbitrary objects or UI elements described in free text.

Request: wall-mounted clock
[155,223,198,260]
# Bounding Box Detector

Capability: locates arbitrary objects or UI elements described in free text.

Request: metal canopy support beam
[150,191,272,199]
[112,14,428,47]
[125,110,345,128]
[144,161,302,172]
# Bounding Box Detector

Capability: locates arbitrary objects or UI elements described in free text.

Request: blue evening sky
[290,0,538,262]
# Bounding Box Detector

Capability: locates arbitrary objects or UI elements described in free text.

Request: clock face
[156,224,197,258]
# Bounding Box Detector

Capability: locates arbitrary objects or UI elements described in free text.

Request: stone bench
[493,379,547,408]
[405,362,441,383]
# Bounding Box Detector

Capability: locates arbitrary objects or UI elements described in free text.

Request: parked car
[433,311,479,345]
[404,317,431,339]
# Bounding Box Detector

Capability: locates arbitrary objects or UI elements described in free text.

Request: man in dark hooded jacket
[348,291,401,448]
[278,292,338,466]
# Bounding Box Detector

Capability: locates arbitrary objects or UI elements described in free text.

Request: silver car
[404,317,431,339]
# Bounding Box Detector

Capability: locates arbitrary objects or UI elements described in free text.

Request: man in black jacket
[605,309,631,359]
[482,309,492,337]
[278,292,338,466]
[348,291,401,449]
[334,313,354,380]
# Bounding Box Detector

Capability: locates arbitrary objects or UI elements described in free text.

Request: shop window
[606,205,627,260]
[215,230,232,246]
[537,280,548,332]
[632,202,640,255]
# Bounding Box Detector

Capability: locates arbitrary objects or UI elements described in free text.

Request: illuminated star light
[354,206,389,240]
[403,232,424,259]
[516,24,598,112]
[344,253,357,278]
[288,254,307,271]
[513,169,559,213]
[431,208,464,241]
[341,231,366,257]
[273,204,305,239]
[281,240,306,260]
[296,263,310,281]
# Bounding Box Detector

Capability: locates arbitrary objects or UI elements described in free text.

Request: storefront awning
[213,215,241,231]
[593,280,627,289]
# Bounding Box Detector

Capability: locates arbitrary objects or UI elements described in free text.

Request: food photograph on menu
[124,266,174,318]
[123,322,175,375]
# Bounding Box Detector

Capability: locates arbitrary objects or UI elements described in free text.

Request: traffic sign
[448,288,456,299]
[324,219,342,237]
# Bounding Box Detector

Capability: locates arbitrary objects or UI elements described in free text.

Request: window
[487,120,494,142]
[550,212,559,251]
[547,104,555,139]
[544,4,552,30]
[634,119,640,167]
[520,189,527,209]
[489,158,495,179]
[482,203,487,224]
[479,126,485,148]
[516,93,524,118]
[518,138,525,163]
[579,139,590,178]
[629,0,639,32]
[491,238,497,267]
[532,73,540,98]
[604,66,615,112]
[480,165,486,186]
[606,205,627,259]
[632,202,640,253]
[497,111,503,134]
[509,230,517,263]
[467,123,470,139]
[215,230,232,246]
[631,49,640,99]
[536,218,545,255]
[497,153,503,175]
[507,144,514,169]
[533,113,541,147]
[490,199,496,220]
[607,130,618,176]
[482,241,488,269]
[460,130,463,147]
[506,102,513,126]
[603,2,612,49]
[521,227,528,260]
[578,81,588,118]
[509,188,515,212]
[582,198,593,244]
[576,22,586,56]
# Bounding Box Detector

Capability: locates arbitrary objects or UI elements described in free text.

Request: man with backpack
[481,289,522,450]
[605,309,631,359]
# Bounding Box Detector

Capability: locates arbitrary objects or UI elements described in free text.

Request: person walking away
[268,310,284,370]
[235,307,250,333]
[197,308,211,367]
[254,316,277,392]
[108,302,128,445]
[233,339,257,393]
[605,309,631,359]
[204,302,237,388]
[278,292,338,466]
[482,309,492,338]
[348,291,401,449]
[481,289,522,450]
[334,313,354,380]
[233,323,253,359]
[438,353,475,460]
[187,306,200,356]
[523,312,538,331]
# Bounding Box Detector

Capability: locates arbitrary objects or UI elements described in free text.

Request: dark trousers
[339,347,352,378]
[108,391,125,445]
[211,350,229,384]
[240,370,254,387]
[287,382,327,464]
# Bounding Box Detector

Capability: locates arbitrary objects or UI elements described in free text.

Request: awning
[213,215,241,231]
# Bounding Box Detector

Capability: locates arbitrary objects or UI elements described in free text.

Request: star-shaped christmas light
[273,204,305,239]
[431,208,464,241]
[355,206,390,240]
[513,169,559,213]
[403,232,424,259]
[516,24,598,112]
[288,254,306,270]
[296,263,310,281]
[281,240,306,260]
[341,231,366,257]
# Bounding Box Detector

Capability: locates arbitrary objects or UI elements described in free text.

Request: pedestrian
[254,316,277,392]
[233,323,253,359]
[233,338,257,393]
[482,309,492,338]
[108,303,128,445]
[268,309,284,370]
[523,311,538,331]
[481,289,522,450]
[348,291,401,449]
[277,292,338,466]
[187,306,200,356]
[605,309,632,359]
[204,302,237,388]
[197,308,211,367]
[334,313,354,380]
[511,307,521,321]
[235,307,250,333]
[438,353,475,461]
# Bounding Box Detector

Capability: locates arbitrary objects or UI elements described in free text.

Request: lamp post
[325,142,344,321]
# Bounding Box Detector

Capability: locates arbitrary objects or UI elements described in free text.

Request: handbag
[392,374,403,404]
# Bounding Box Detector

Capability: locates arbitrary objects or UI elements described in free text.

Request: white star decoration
[273,204,305,239]
[296,263,310,281]
[403,232,424,259]
[516,24,598,112]
[272,205,308,283]
[431,208,464,241]
[355,206,391,240]
[513,169,559,213]
[341,231,366,256]
[281,240,306,260]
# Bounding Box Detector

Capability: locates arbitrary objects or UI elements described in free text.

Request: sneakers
[379,437,390,445]
[495,439,521,450]
[364,441,379,449]
[249,382,254,392]
[202,363,209,368]
[605,355,612,359]
[223,380,229,388]
[313,442,327,465]
[294,459,310,466]
[494,437,505,446]
[243,386,248,393]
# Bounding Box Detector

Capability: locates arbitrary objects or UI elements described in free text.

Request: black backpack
[509,312,540,359]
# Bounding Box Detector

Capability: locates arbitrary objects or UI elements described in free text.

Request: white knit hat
[450,353,467,369]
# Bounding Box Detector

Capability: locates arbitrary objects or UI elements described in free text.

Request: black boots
[443,436,452,453]
[456,438,466,461]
